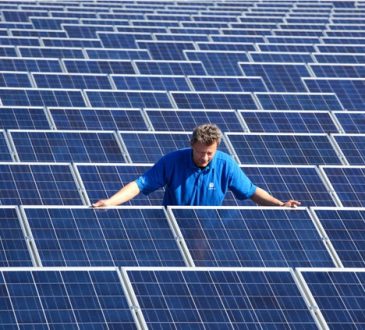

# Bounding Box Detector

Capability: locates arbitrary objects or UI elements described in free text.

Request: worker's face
[192,141,218,168]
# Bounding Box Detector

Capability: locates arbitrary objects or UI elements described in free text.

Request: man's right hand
[92,199,110,208]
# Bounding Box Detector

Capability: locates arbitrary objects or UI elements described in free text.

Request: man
[93,124,300,208]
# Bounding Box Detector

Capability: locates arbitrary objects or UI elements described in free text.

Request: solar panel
[0,72,32,88]
[258,43,316,53]
[169,206,335,267]
[145,109,244,132]
[326,30,365,38]
[172,92,257,110]
[10,29,67,38]
[30,17,79,29]
[211,34,265,43]
[85,48,151,60]
[42,37,103,48]
[310,64,365,78]
[184,50,249,75]
[249,52,314,63]
[23,206,186,266]
[0,88,87,107]
[112,75,191,91]
[256,92,344,111]
[0,58,62,73]
[316,44,365,53]
[115,25,168,33]
[273,29,324,37]
[33,73,112,89]
[85,90,173,109]
[227,133,342,165]
[298,269,365,330]
[240,63,311,92]
[125,268,319,329]
[331,134,365,165]
[0,46,17,57]
[63,59,135,74]
[314,53,365,64]
[242,165,337,207]
[0,269,137,328]
[9,130,126,163]
[197,42,256,51]
[312,207,365,267]
[239,111,339,133]
[304,78,365,110]
[135,60,207,75]
[0,107,50,129]
[76,164,164,206]
[48,107,148,131]
[0,163,84,205]
[267,36,321,44]
[63,24,114,38]
[137,40,196,60]
[222,28,272,36]
[0,36,40,46]
[18,46,85,59]
[0,206,33,266]
[155,33,209,42]
[98,32,152,48]
[333,111,365,133]
[188,76,267,92]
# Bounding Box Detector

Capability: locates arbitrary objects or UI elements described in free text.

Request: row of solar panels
[3,205,365,268]
[1,129,365,166]
[0,266,363,329]
[0,162,364,208]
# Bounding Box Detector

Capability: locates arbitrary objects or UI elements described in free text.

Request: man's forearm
[93,181,140,207]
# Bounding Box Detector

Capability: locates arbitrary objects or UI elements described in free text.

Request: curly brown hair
[190,124,222,146]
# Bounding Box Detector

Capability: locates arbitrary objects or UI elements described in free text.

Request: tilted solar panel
[249,52,314,63]
[0,130,13,161]
[9,130,126,163]
[98,32,153,48]
[312,208,365,267]
[258,43,316,53]
[155,33,209,42]
[63,24,114,39]
[0,107,50,129]
[316,44,365,53]
[0,58,63,72]
[310,64,365,78]
[227,133,343,165]
[332,134,365,165]
[0,36,40,46]
[18,46,85,59]
[0,206,33,266]
[0,72,32,88]
[135,60,207,75]
[42,37,103,48]
[10,29,67,38]
[23,206,186,267]
[211,35,265,43]
[63,59,135,74]
[333,111,365,133]
[85,48,151,60]
[0,46,17,57]
[0,269,137,329]
[197,42,256,51]
[314,53,365,64]
[239,111,339,133]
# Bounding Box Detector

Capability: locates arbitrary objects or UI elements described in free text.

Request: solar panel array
[1,0,365,328]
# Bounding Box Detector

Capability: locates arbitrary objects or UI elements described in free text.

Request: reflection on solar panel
[304,78,365,110]
[189,76,267,92]
[333,111,365,133]
[0,72,32,88]
[63,59,135,74]
[0,107,50,129]
[10,130,125,163]
[0,207,33,266]
[320,166,365,207]
[0,163,83,205]
[185,50,249,75]
[85,48,151,60]
[249,52,314,63]
[137,40,195,60]
[310,64,365,78]
[18,46,85,59]
[243,165,336,207]
[33,73,112,89]
[299,269,365,330]
[145,109,244,132]
[0,58,62,72]
[0,88,86,107]
[49,107,148,131]
[312,208,365,267]
[98,32,152,48]
[332,134,365,165]
[23,206,185,267]
[228,133,342,165]
[135,60,206,75]
[0,269,136,328]
[170,207,335,267]
[240,63,311,92]
[239,111,339,133]
[86,90,172,108]
[172,92,257,109]
[126,268,318,329]
[112,75,191,91]
[256,93,344,110]
[76,164,164,206]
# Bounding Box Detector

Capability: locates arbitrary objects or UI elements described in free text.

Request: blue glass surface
[311,64,365,78]
[333,135,365,165]
[334,112,365,133]
[18,46,85,59]
[0,58,62,72]
[86,48,151,60]
[0,107,50,129]
[0,73,32,88]
[135,60,206,75]
[98,32,152,48]
[137,41,195,60]
[63,60,135,74]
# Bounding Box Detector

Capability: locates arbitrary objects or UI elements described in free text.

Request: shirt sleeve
[135,156,167,195]
[228,162,257,199]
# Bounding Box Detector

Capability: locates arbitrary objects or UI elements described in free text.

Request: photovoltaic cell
[24,206,185,266]
[126,268,318,329]
[299,270,365,329]
[0,163,83,205]
[239,111,339,133]
[0,72,32,88]
[76,164,164,206]
[240,63,311,92]
[333,111,365,133]
[0,269,136,329]
[170,207,334,267]
[49,107,148,131]
[227,133,342,165]
[0,207,33,266]
[243,165,336,207]
[332,134,365,165]
[145,109,244,132]
[63,59,135,74]
[135,60,206,75]
[321,166,365,207]
[10,130,125,163]
[256,93,344,111]
[11,29,67,38]
[172,92,257,110]
[0,107,50,129]
[313,208,365,267]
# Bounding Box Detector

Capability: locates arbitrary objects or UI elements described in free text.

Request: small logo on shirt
[208,182,215,190]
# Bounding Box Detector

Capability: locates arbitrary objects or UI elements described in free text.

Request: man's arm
[250,187,301,208]
[92,181,140,207]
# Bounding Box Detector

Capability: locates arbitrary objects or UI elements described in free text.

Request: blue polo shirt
[135,148,257,206]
